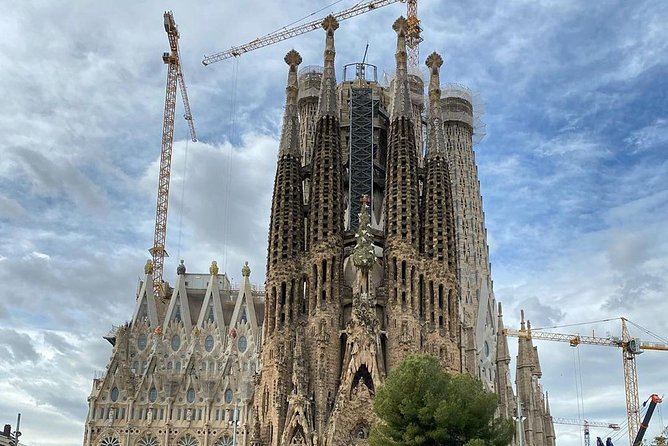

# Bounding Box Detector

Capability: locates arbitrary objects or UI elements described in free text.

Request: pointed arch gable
[131,274,159,327]
[163,274,193,334]
[196,273,227,332]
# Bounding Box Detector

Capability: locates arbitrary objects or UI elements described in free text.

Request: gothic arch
[213,436,233,446]
[99,435,121,446]
[351,364,374,394]
[135,435,160,446]
[175,433,198,446]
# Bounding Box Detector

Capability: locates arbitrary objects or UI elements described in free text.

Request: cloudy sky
[1,1,667,445]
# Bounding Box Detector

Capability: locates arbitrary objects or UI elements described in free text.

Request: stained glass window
[238,336,247,353]
[214,436,233,446]
[110,386,119,402]
[224,388,233,403]
[171,334,181,351]
[204,335,214,352]
[177,434,198,446]
[137,334,147,350]
[137,436,159,446]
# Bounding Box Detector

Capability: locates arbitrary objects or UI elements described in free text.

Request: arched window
[110,387,119,402]
[204,335,215,352]
[100,437,120,446]
[214,436,233,446]
[137,334,147,350]
[224,388,234,404]
[289,430,306,445]
[137,436,159,446]
[171,335,181,351]
[187,387,196,403]
[177,434,198,446]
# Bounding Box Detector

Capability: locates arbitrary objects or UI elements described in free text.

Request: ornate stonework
[83,263,264,446]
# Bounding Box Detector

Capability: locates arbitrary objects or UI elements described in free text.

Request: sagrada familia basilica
[83,14,555,446]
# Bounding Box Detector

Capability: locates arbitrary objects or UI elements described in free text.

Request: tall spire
[425,52,446,159]
[422,50,456,268]
[279,50,302,156]
[496,302,510,364]
[390,17,412,121]
[317,15,339,119]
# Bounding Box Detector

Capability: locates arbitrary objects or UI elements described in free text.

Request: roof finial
[177,259,186,275]
[242,261,251,278]
[209,260,219,276]
[317,15,339,118]
[425,52,446,159]
[144,259,154,275]
[520,309,526,330]
[279,50,302,156]
[390,17,412,121]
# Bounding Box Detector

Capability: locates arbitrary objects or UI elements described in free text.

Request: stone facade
[83,262,264,446]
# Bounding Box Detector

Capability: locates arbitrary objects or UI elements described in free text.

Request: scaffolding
[344,63,377,230]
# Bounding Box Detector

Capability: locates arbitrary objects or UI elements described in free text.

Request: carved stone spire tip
[393,16,408,35]
[284,49,302,68]
[425,52,443,71]
[322,15,339,32]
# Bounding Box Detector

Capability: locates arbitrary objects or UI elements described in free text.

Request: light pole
[12,413,21,446]
[513,400,526,446]
[229,400,239,446]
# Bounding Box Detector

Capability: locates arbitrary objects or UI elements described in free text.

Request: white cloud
[1,1,667,445]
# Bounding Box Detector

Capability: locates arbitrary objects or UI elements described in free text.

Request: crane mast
[202,0,422,69]
[405,0,422,68]
[151,11,197,297]
[503,318,668,446]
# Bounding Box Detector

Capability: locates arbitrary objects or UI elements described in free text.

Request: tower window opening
[281,282,287,306]
[322,259,327,283]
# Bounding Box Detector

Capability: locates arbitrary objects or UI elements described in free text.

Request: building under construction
[83,11,555,446]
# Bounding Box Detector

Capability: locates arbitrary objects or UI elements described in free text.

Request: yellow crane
[202,0,422,69]
[150,11,197,297]
[504,318,668,446]
[551,418,620,446]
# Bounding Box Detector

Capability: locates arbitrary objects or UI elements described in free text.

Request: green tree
[370,354,514,446]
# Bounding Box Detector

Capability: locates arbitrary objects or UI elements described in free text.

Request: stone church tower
[82,13,555,446]
[255,14,554,446]
[253,15,525,446]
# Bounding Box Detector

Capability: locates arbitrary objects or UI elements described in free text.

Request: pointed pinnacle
[284,49,302,69]
[425,52,444,71]
[322,15,340,33]
[393,16,408,35]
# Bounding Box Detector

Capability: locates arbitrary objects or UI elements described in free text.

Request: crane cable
[222,58,239,274]
[626,319,668,345]
[176,138,190,262]
[266,0,348,35]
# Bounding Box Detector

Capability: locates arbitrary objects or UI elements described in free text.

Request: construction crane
[633,394,663,446]
[504,318,668,446]
[202,0,422,69]
[552,417,620,446]
[150,11,197,297]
